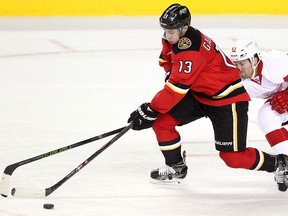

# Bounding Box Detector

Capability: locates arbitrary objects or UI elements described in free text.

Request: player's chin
[168,40,176,44]
[240,73,249,79]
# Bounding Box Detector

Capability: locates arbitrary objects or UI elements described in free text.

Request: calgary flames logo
[178,37,191,50]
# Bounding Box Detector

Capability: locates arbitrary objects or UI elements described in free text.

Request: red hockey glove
[270,90,288,114]
[128,103,158,130]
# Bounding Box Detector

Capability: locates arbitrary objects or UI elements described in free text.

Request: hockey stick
[11,122,133,198]
[0,126,126,197]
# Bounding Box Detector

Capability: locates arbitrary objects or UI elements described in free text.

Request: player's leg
[150,93,204,183]
[258,102,288,154]
[212,101,287,191]
[151,113,188,183]
[207,101,275,171]
[258,102,288,191]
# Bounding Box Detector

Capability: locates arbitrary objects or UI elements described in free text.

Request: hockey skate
[274,154,288,192]
[150,151,188,185]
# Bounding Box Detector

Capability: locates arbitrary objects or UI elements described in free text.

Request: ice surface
[0,15,288,216]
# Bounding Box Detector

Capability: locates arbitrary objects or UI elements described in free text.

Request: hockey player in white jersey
[230,39,288,191]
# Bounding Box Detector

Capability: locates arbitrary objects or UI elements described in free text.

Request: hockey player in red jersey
[230,39,288,191]
[127,3,278,189]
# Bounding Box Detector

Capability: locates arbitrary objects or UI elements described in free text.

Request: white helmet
[230,39,261,62]
[230,39,262,78]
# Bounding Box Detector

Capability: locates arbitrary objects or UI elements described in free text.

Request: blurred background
[0,0,287,15]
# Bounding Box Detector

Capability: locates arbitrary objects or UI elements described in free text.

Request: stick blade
[11,187,46,198]
[0,174,12,197]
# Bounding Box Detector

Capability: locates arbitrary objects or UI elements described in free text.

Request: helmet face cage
[159,4,191,29]
[230,39,262,63]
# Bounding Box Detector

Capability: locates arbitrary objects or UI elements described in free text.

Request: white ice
[0,15,288,216]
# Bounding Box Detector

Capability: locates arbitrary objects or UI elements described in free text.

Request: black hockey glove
[128,103,158,130]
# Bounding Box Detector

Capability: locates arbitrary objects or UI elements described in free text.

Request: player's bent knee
[219,148,256,169]
[219,151,243,168]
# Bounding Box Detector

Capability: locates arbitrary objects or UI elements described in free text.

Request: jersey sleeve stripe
[212,81,244,99]
[192,79,248,102]
[159,58,169,63]
[166,81,190,95]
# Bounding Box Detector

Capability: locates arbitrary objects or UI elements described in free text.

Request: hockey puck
[43,203,54,209]
[11,188,16,196]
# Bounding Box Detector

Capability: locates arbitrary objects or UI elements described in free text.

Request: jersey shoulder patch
[173,27,201,54]
[178,37,192,50]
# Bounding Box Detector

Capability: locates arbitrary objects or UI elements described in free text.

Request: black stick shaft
[45,123,133,196]
[3,126,126,176]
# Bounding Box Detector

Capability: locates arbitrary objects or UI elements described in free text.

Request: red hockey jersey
[151,27,250,113]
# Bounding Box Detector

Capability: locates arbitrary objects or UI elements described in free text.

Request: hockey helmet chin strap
[250,55,261,79]
[179,25,189,37]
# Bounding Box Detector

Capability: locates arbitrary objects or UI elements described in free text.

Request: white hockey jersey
[243,50,288,99]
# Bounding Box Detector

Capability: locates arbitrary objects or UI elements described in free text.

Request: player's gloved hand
[164,71,171,82]
[270,90,288,114]
[128,103,158,130]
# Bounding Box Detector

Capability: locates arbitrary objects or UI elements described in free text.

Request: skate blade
[149,178,186,186]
